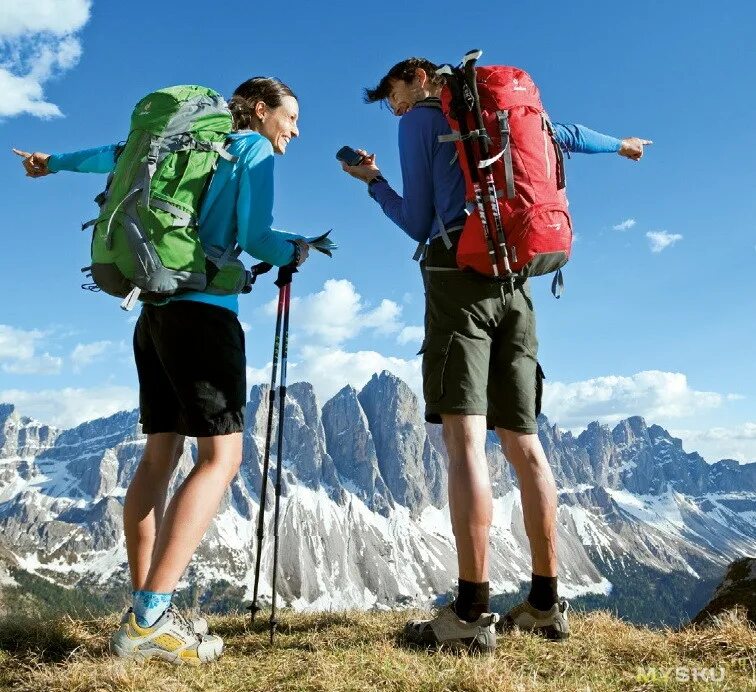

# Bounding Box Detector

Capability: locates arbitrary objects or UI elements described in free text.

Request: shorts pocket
[421,332,455,403]
[535,362,545,417]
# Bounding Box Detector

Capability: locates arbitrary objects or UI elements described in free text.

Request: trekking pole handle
[462,49,483,67]
[463,57,482,111]
[275,265,297,288]
[463,56,491,156]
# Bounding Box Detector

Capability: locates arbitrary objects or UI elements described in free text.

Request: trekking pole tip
[247,602,262,623]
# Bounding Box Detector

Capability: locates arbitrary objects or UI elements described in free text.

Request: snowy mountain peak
[0,374,755,617]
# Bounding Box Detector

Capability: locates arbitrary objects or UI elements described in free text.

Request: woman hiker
[14,76,309,665]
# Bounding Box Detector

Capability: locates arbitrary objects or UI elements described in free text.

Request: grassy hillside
[0,608,753,691]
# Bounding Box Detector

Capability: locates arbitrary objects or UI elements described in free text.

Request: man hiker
[14,77,312,664]
[340,56,651,652]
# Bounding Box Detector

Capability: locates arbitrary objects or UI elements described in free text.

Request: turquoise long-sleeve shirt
[49,131,297,314]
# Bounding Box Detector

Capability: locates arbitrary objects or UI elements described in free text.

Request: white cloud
[253,280,424,401]
[0,0,92,119]
[0,385,137,428]
[289,346,422,402]
[3,353,62,375]
[542,370,726,429]
[397,325,424,346]
[246,364,271,388]
[646,231,683,253]
[361,299,403,335]
[247,346,421,403]
[0,324,62,375]
[239,321,251,334]
[0,1,91,36]
[612,218,636,231]
[0,325,43,361]
[670,423,756,464]
[264,279,402,346]
[70,340,113,372]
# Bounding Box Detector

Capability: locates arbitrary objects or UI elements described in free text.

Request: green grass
[0,607,753,691]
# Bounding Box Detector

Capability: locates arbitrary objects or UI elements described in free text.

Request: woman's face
[256,95,299,154]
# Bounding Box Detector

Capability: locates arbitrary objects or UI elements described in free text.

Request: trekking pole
[461,49,516,292]
[437,62,503,278]
[248,262,278,625]
[269,264,295,644]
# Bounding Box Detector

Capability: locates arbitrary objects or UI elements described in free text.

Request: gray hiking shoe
[120,607,209,636]
[403,604,498,654]
[111,605,223,665]
[498,598,570,640]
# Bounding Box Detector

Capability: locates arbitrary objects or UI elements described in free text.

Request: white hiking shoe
[119,607,209,636]
[111,605,223,665]
[498,598,570,640]
[403,604,498,654]
[191,615,209,636]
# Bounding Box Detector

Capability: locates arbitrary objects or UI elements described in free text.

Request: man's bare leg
[441,413,492,621]
[497,429,560,612]
[496,429,557,576]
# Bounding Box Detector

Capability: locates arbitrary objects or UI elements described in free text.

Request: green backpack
[82,85,254,310]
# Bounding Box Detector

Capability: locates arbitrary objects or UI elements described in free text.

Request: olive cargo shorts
[420,238,544,433]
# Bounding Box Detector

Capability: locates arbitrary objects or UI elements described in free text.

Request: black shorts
[133,301,246,437]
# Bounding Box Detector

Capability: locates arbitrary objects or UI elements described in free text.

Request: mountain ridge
[0,370,754,625]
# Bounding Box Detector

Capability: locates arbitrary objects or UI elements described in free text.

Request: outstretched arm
[552,124,652,160]
[13,144,119,177]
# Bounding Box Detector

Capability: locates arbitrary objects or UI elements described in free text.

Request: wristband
[288,239,302,267]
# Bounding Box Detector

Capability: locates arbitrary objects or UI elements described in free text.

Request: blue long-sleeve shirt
[49,131,298,314]
[369,104,622,244]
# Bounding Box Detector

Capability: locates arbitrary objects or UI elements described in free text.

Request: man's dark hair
[363,57,443,104]
[229,77,297,131]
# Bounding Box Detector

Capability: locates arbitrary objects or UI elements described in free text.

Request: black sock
[527,573,558,611]
[454,579,489,622]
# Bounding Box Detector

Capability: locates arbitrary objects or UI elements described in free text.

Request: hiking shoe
[191,615,209,636]
[111,605,223,665]
[120,607,209,636]
[403,604,498,654]
[498,598,570,640]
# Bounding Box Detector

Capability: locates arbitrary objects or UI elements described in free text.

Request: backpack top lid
[130,85,233,137]
[440,66,543,120]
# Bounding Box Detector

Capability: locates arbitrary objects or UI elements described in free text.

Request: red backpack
[437,50,571,295]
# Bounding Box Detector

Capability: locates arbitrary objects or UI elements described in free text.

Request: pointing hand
[13,148,52,177]
[618,138,653,161]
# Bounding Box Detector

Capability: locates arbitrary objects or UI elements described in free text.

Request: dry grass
[0,608,753,691]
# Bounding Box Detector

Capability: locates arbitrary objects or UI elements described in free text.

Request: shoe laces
[166,605,199,641]
[430,602,456,619]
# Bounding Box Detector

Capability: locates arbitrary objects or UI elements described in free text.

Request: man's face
[387,74,425,116]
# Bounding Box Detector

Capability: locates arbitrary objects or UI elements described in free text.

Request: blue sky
[1,0,754,462]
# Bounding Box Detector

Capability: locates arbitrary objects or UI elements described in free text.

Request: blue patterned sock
[133,590,172,627]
